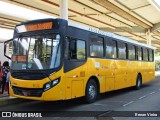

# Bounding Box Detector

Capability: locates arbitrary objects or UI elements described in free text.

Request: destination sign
[16,22,53,33]
[26,22,53,31]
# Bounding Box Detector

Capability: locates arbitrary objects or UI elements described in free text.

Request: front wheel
[85,79,98,103]
[135,75,142,90]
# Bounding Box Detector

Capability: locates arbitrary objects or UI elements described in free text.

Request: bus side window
[128,44,136,60]
[152,50,154,61]
[66,38,86,60]
[77,40,86,60]
[105,39,117,59]
[69,40,77,59]
[138,47,142,61]
[143,48,148,61]
[117,41,127,59]
[149,49,154,62]
[90,36,104,58]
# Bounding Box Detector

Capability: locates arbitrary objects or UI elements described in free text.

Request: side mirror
[4,39,13,59]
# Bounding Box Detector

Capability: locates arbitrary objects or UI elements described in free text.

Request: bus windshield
[11,34,61,70]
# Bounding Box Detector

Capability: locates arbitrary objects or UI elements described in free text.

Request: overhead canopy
[0,0,160,51]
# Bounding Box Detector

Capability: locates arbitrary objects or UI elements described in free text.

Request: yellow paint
[72,80,84,98]
[9,58,155,101]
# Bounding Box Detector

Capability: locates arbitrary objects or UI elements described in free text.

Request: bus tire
[85,79,98,103]
[135,74,142,90]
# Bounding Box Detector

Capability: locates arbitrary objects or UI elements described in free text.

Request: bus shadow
[18,97,86,111]
[99,84,151,100]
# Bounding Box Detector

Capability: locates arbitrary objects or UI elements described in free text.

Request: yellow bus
[4,18,155,103]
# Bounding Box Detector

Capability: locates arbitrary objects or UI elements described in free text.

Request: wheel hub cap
[89,85,96,99]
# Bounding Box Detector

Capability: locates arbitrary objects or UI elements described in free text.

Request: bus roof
[68,21,154,49]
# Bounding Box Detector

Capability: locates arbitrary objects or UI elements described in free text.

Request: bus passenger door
[64,38,87,99]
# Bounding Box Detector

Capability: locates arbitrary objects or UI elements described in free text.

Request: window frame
[90,35,104,58]
[128,44,136,60]
[149,49,154,62]
[137,46,142,61]
[142,47,149,61]
[65,37,87,61]
[117,41,127,60]
[152,50,154,61]
[105,38,117,59]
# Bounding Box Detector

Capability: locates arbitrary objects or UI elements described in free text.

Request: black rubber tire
[135,74,142,90]
[85,79,98,103]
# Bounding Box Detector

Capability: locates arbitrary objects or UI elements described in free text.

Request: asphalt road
[1,77,160,120]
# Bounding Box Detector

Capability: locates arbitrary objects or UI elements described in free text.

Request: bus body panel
[9,58,155,101]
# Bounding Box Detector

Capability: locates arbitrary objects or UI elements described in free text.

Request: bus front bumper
[9,85,65,101]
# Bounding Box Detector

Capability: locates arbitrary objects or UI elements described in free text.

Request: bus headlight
[44,78,60,91]
[52,79,59,86]
[45,83,51,91]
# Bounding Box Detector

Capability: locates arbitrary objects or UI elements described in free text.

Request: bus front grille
[12,86,43,97]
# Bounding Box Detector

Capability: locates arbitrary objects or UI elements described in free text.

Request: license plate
[22,90,31,96]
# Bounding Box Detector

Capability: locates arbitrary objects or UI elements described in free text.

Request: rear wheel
[85,79,98,103]
[135,74,142,90]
